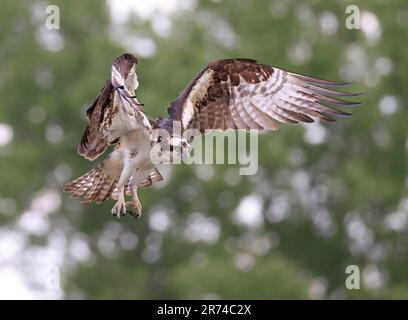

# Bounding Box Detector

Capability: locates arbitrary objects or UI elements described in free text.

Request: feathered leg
[111,150,133,217]
[125,164,156,218]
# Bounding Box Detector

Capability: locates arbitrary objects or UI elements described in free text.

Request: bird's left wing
[162,58,362,136]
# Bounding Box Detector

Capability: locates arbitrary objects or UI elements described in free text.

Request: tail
[63,167,117,204]
[63,168,164,204]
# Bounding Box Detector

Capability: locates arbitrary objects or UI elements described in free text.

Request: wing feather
[78,81,113,160]
[161,58,362,136]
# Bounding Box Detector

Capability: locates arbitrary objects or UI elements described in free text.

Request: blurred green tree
[1,0,408,299]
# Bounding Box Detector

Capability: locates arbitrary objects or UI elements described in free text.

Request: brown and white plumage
[64,55,362,220]
[77,80,114,161]
[164,58,361,135]
[64,53,159,218]
[64,161,163,203]
[78,54,146,161]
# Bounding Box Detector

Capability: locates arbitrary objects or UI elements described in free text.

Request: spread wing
[78,82,144,161]
[162,58,362,136]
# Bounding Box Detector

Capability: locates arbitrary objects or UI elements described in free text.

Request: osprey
[63,53,362,218]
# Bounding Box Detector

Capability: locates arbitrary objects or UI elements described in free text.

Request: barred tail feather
[94,178,116,203]
[63,167,117,204]
[63,169,98,197]
[138,168,163,188]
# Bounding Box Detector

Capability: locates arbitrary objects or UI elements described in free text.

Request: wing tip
[290,72,356,87]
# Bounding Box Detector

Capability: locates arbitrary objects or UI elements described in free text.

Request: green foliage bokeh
[0,0,407,299]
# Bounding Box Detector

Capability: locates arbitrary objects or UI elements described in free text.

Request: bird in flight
[63,53,362,219]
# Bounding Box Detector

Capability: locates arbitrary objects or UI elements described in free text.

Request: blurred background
[0,0,407,299]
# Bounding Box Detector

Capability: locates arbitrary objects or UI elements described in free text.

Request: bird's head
[168,135,190,161]
[150,133,190,163]
[112,53,139,92]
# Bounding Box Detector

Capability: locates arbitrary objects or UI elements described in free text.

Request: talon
[111,199,127,218]
[126,200,142,219]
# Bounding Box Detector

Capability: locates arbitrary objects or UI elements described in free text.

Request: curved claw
[126,200,142,219]
[111,200,127,218]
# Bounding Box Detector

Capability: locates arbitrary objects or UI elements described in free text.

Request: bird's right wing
[78,74,145,161]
